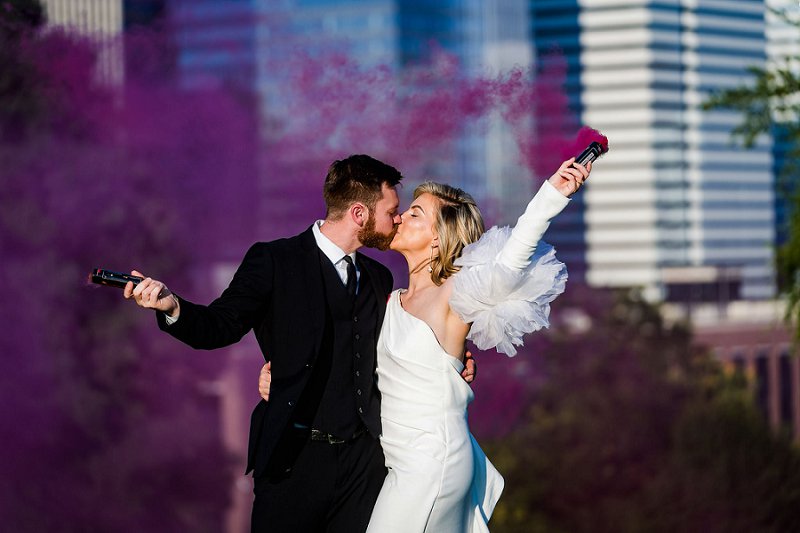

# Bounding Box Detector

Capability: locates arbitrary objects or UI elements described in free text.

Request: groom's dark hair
[323,154,403,219]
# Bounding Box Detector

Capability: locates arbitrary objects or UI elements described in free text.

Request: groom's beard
[358,213,397,251]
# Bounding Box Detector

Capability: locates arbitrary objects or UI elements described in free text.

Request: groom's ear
[350,202,368,226]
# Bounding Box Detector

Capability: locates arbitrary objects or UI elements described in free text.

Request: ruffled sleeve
[449,181,570,356]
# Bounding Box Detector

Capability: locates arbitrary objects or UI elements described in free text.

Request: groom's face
[358,183,401,250]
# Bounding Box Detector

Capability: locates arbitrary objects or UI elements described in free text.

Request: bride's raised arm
[449,159,591,356]
[497,158,589,270]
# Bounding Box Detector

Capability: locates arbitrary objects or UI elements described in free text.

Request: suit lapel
[357,253,388,331]
[297,226,389,340]
[296,226,326,347]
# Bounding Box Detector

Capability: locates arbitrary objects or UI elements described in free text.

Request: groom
[125,155,473,532]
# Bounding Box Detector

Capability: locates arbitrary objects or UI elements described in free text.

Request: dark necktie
[343,255,357,297]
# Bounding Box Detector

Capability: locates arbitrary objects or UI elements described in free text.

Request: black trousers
[252,431,386,533]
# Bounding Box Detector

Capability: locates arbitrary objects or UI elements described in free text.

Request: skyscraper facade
[42,0,123,37]
[41,0,124,84]
[533,0,775,301]
[171,0,259,90]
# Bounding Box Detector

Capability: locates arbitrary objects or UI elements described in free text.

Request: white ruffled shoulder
[450,226,567,356]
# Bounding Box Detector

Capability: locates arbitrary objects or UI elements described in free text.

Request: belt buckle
[311,429,346,444]
[327,434,345,444]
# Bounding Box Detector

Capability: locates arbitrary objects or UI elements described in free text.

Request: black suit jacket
[157,226,393,475]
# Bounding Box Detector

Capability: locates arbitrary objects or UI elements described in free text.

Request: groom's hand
[258,362,272,401]
[462,350,476,384]
[124,270,180,318]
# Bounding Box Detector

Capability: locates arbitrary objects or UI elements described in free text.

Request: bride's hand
[258,362,271,401]
[548,158,591,198]
[461,350,476,384]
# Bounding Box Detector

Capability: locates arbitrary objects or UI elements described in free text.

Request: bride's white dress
[367,289,502,533]
[367,180,571,532]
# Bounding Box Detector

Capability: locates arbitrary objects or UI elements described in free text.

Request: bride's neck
[402,251,435,295]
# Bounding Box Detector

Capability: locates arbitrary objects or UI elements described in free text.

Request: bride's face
[391,193,439,253]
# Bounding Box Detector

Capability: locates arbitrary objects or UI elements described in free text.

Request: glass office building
[533,0,775,300]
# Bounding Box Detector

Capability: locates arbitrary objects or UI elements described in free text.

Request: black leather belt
[309,426,367,444]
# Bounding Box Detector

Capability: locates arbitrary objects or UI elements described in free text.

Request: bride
[260,157,591,532]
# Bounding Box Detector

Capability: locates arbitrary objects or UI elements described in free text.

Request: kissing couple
[125,151,594,532]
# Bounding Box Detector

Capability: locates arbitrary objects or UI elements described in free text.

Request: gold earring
[428,245,434,273]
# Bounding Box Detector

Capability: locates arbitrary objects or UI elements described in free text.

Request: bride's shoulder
[440,276,456,295]
[441,278,469,332]
[440,277,459,312]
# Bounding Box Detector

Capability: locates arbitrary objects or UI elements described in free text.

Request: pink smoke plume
[1,8,583,529]
[565,125,610,166]
[575,125,609,155]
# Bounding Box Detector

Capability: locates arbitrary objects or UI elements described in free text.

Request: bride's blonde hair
[414,182,485,286]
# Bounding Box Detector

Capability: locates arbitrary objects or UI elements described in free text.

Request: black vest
[291,251,382,439]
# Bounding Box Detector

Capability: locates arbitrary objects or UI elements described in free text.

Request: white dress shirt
[312,220,360,289]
